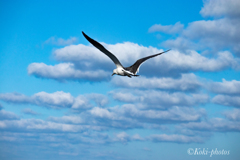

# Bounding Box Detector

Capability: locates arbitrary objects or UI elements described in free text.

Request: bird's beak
[112,73,116,76]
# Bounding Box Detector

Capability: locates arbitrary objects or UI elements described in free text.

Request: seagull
[82,31,170,78]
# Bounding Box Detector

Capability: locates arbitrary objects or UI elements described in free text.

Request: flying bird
[82,31,170,78]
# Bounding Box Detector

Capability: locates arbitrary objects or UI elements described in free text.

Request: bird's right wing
[82,32,123,68]
[126,49,170,74]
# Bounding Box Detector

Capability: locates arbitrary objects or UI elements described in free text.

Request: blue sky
[1,0,240,159]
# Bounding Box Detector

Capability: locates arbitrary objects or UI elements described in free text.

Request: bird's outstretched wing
[125,49,170,74]
[82,32,123,68]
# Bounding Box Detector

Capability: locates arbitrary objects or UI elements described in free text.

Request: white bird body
[113,67,125,76]
[82,32,170,78]
[113,67,135,77]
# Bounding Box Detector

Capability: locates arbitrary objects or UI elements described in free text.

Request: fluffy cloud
[72,94,109,109]
[28,62,110,81]
[223,109,240,121]
[89,105,206,126]
[212,95,240,108]
[111,73,202,91]
[0,110,19,120]
[88,106,140,129]
[90,107,117,120]
[164,25,240,54]
[0,92,31,104]
[200,0,240,18]
[53,42,163,69]
[0,91,108,109]
[161,51,240,75]
[208,79,240,95]
[152,0,240,55]
[116,105,205,123]
[71,95,92,109]
[0,91,74,109]
[22,108,39,116]
[0,118,101,133]
[182,18,240,53]
[33,91,74,108]
[86,93,109,107]
[112,132,201,144]
[60,44,240,74]
[181,118,240,132]
[44,36,78,46]
[113,132,131,143]
[110,89,209,109]
[148,22,184,34]
[148,134,204,143]
[29,39,240,82]
[48,115,84,124]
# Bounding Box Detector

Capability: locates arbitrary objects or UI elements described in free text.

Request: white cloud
[148,22,184,34]
[212,95,240,108]
[44,36,78,46]
[208,79,240,95]
[200,0,240,18]
[32,91,74,108]
[223,109,240,121]
[88,105,206,127]
[153,0,240,55]
[114,132,130,143]
[72,94,109,109]
[0,118,99,133]
[0,91,75,109]
[30,41,240,82]
[181,117,240,132]
[148,134,204,143]
[0,92,31,104]
[183,18,240,53]
[48,115,84,124]
[0,91,108,109]
[163,50,240,73]
[110,92,138,103]
[115,105,206,122]
[53,42,165,70]
[22,108,39,115]
[162,37,198,52]
[87,106,143,129]
[86,93,109,107]
[111,73,202,91]
[90,107,117,120]
[55,42,240,75]
[28,62,110,81]
[0,110,19,120]
[72,95,92,109]
[112,132,144,144]
[110,89,209,109]
[132,134,144,141]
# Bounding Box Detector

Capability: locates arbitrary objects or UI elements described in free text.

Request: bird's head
[112,69,117,76]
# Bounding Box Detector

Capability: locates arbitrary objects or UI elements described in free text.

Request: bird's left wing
[82,32,123,68]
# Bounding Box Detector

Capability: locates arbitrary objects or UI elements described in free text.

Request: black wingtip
[161,49,171,54]
[165,49,171,52]
[82,31,92,42]
[82,31,87,37]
